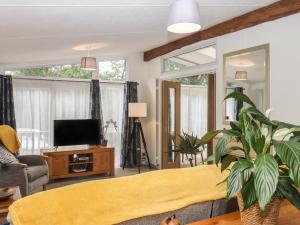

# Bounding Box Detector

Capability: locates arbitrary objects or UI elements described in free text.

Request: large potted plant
[201,92,300,225]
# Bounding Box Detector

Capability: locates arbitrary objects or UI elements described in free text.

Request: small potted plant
[201,92,300,225]
[173,132,204,167]
[102,119,118,146]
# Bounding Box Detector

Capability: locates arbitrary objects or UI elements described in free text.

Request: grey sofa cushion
[28,175,48,194]
[0,143,19,164]
[26,165,48,182]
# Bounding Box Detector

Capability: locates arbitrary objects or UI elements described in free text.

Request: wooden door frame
[161,80,181,169]
[207,74,216,158]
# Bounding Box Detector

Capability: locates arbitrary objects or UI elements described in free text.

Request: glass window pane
[5,64,93,79]
[99,59,126,81]
[168,88,176,163]
[163,45,216,73]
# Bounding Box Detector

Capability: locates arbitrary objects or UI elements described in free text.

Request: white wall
[216,13,300,128]
[127,54,159,166]
[134,13,300,167]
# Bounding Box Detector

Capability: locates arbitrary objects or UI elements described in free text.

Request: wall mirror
[223,44,270,123]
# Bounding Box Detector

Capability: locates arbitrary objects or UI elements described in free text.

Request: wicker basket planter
[237,193,282,225]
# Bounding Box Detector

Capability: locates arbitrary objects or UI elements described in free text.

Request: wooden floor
[188,200,300,225]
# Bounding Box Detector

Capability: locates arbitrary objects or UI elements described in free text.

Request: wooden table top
[188,200,300,225]
[0,187,21,222]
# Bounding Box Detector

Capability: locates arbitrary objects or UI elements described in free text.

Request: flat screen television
[54,119,101,147]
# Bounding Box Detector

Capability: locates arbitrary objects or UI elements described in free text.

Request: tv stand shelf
[42,146,114,180]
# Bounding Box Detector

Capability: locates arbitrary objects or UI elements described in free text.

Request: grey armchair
[0,155,49,197]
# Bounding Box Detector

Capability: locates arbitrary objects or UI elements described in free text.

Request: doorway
[161,73,216,169]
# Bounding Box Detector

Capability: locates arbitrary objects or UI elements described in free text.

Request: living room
[1,1,300,225]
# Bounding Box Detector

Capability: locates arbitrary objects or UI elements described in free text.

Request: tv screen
[54,119,101,147]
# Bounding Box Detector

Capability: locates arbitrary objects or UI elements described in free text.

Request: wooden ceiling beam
[144,0,300,61]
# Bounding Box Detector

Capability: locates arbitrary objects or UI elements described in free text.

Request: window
[13,79,91,155]
[6,64,93,79]
[163,45,217,73]
[13,79,124,167]
[99,59,126,81]
[5,59,127,82]
[170,74,209,86]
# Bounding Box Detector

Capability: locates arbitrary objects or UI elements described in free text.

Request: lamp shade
[167,0,201,34]
[81,57,97,71]
[128,103,147,118]
[235,71,248,80]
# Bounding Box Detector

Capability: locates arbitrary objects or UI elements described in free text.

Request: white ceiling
[0,0,277,67]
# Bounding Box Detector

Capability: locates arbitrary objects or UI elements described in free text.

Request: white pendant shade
[235,71,248,81]
[167,0,201,34]
[81,57,97,71]
[128,103,147,118]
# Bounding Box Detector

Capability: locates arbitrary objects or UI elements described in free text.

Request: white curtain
[13,80,52,154]
[181,85,208,138]
[100,83,124,167]
[52,81,90,120]
[181,85,208,160]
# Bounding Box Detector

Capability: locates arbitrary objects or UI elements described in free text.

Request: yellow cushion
[0,125,21,153]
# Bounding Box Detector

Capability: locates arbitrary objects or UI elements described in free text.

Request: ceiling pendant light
[167,0,201,34]
[235,71,248,81]
[81,57,97,71]
[80,46,97,71]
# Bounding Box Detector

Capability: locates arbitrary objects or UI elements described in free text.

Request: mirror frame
[222,44,270,125]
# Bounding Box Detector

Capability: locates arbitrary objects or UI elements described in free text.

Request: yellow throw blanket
[0,125,20,153]
[10,165,228,225]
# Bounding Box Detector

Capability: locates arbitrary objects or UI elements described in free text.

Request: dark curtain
[234,87,244,120]
[121,81,140,167]
[0,75,16,129]
[89,79,104,143]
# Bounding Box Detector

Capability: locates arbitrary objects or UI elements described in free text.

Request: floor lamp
[122,103,151,173]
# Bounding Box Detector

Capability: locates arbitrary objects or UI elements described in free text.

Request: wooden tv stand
[42,146,114,180]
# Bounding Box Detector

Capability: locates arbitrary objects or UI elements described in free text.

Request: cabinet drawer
[51,156,68,176]
[94,152,110,172]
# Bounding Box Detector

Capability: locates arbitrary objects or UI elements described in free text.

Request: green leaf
[227,162,243,199]
[238,114,251,156]
[241,176,257,209]
[226,160,253,199]
[230,121,242,132]
[196,130,222,145]
[221,155,237,172]
[238,159,253,172]
[204,154,215,163]
[277,176,300,210]
[254,154,279,210]
[240,136,251,157]
[224,92,256,108]
[242,115,265,154]
[290,136,300,142]
[273,121,300,130]
[215,134,234,165]
[274,140,300,187]
[243,107,275,126]
[223,129,241,137]
[274,154,283,165]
